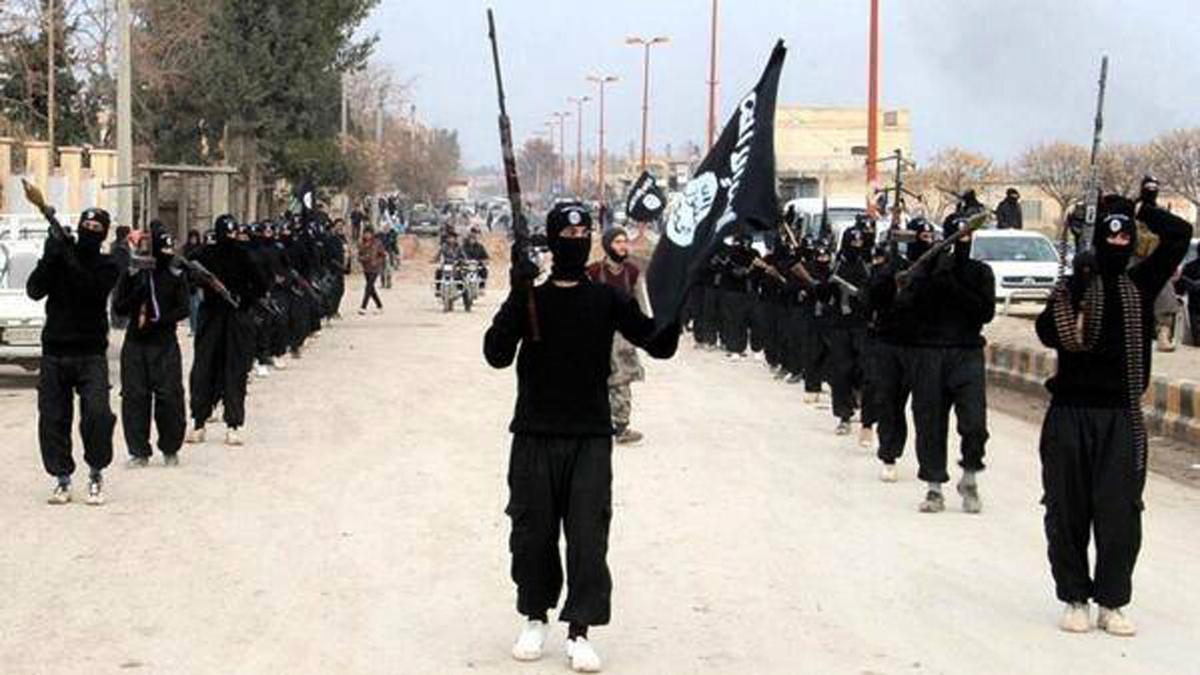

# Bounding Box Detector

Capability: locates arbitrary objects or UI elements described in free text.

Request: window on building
[850,145,868,157]
[883,111,899,127]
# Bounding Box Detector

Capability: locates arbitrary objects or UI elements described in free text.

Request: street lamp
[625,35,669,171]
[707,0,719,152]
[567,95,591,195]
[586,74,618,205]
[551,111,571,194]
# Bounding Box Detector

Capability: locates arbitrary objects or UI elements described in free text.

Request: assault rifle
[180,258,240,308]
[896,210,991,288]
[488,8,540,341]
[21,179,70,243]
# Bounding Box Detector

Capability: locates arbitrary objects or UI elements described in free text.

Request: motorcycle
[434,259,479,313]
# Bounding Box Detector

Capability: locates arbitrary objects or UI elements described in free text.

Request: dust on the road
[1,279,1197,674]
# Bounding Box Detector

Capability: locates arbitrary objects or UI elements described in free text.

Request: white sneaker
[565,637,602,673]
[185,427,206,444]
[47,483,72,505]
[1098,606,1136,637]
[511,619,548,662]
[1059,603,1091,633]
[86,478,105,506]
[254,363,270,378]
[879,463,898,483]
[225,428,244,447]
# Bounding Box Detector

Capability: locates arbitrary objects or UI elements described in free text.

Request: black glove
[508,244,540,290]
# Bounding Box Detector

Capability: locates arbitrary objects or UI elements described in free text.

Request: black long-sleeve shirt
[192,240,266,312]
[484,280,680,436]
[1036,206,1192,407]
[112,265,190,343]
[906,249,996,348]
[26,243,119,357]
[1176,258,1200,313]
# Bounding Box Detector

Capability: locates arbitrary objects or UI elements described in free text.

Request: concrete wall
[0,140,118,217]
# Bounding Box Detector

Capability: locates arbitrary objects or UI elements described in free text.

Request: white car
[0,230,48,370]
[783,197,869,244]
[970,230,1061,314]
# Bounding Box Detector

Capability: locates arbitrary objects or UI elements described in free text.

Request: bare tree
[908,147,996,219]
[1098,142,1152,197]
[517,137,558,195]
[1150,128,1200,226]
[1017,142,1090,217]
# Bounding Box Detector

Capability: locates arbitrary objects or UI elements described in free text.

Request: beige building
[774,105,912,201]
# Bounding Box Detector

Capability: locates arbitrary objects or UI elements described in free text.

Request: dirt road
[1,280,1197,674]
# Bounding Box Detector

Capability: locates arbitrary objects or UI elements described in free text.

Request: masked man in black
[824,222,873,436]
[908,208,995,514]
[113,226,190,467]
[1035,181,1191,636]
[186,215,265,447]
[867,217,935,482]
[484,202,680,673]
[27,208,119,505]
[716,229,759,359]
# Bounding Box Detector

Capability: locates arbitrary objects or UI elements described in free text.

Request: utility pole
[866,0,880,188]
[551,111,570,194]
[706,0,719,152]
[117,0,134,227]
[587,74,617,204]
[47,0,56,158]
[627,35,670,171]
[567,95,590,195]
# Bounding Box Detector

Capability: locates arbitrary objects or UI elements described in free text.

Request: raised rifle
[895,210,991,288]
[21,179,70,243]
[487,8,539,341]
[1073,56,1109,269]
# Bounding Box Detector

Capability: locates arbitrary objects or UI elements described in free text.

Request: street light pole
[47,0,56,158]
[706,0,719,152]
[117,0,133,227]
[587,74,618,205]
[626,35,670,171]
[867,0,880,188]
[567,95,590,195]
[551,111,570,194]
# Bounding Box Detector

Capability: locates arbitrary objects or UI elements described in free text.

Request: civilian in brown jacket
[357,228,386,314]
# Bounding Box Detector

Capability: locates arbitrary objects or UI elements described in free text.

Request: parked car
[971,229,1061,314]
[408,204,441,237]
[0,222,51,371]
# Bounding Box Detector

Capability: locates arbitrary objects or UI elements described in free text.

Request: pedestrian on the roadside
[26,208,119,506]
[357,228,385,314]
[1034,179,1192,637]
[586,226,647,445]
[109,224,132,330]
[1175,242,1200,346]
[1153,278,1182,352]
[484,202,680,673]
[112,226,190,468]
[995,188,1024,230]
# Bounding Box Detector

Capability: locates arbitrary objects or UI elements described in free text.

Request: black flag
[646,40,785,329]
[625,171,666,223]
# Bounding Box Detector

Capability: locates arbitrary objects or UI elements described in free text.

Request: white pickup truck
[0,213,74,371]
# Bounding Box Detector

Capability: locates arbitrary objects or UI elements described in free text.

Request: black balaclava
[152,227,175,267]
[811,242,833,279]
[906,217,935,262]
[942,214,974,264]
[1095,195,1137,277]
[214,214,237,244]
[545,201,593,281]
[602,226,629,264]
[77,208,111,256]
[840,225,867,263]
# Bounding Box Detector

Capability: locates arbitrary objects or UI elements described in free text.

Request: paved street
[1,280,1197,675]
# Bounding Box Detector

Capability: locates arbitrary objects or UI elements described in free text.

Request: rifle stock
[21,179,68,242]
[896,211,990,288]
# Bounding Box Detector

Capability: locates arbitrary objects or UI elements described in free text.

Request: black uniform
[26,216,119,482]
[1175,254,1200,345]
[716,236,758,355]
[484,203,679,630]
[907,213,995,484]
[1035,194,1191,610]
[189,216,265,432]
[824,226,873,424]
[112,229,190,459]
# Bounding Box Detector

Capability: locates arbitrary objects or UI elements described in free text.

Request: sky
[363,0,1200,169]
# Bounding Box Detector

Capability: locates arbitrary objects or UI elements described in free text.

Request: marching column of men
[31,208,353,505]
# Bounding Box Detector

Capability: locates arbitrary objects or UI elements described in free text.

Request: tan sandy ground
[1,275,1198,674]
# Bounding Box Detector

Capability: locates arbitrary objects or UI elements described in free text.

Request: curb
[985,342,1200,445]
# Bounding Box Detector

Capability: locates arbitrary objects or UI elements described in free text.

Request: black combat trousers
[780,305,807,377]
[749,296,773,355]
[718,289,752,354]
[38,353,115,478]
[873,341,914,464]
[507,434,614,627]
[1039,406,1144,609]
[694,286,721,346]
[911,346,988,483]
[826,323,868,422]
[120,337,186,458]
[804,318,830,394]
[361,272,383,310]
[330,272,346,317]
[189,306,254,429]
